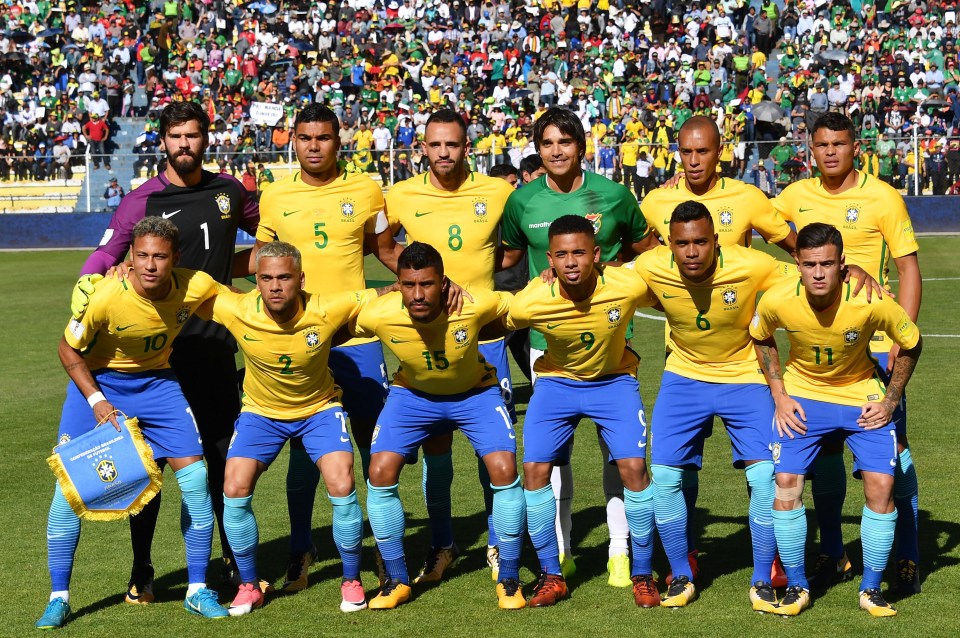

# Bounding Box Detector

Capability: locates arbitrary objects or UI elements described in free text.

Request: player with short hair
[353,242,526,610]
[37,218,228,629]
[505,215,657,608]
[629,201,796,610]
[73,100,260,600]
[500,106,660,586]
[252,103,399,591]
[200,241,397,615]
[641,116,796,577]
[750,222,922,617]
[773,112,923,594]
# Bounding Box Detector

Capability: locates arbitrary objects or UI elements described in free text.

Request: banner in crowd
[249,101,285,127]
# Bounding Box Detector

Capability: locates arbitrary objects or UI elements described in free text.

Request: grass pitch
[1,238,958,637]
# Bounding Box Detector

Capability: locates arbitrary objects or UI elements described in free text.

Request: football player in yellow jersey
[643,115,796,583]
[384,109,516,584]
[503,215,657,609]
[750,223,922,617]
[38,218,228,630]
[773,112,923,594]
[199,242,395,616]
[629,201,797,611]
[352,242,526,611]
[252,104,401,592]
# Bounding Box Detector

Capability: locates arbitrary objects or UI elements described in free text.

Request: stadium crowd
[3,0,960,194]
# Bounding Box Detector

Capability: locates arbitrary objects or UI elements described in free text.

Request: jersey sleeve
[255,191,278,243]
[500,190,529,250]
[616,188,651,244]
[877,192,919,258]
[749,191,791,243]
[363,179,388,233]
[238,183,260,236]
[79,194,144,275]
[329,289,379,326]
[771,187,795,223]
[875,297,921,350]
[203,287,243,325]
[351,296,384,339]
[63,281,111,349]
[749,292,780,341]
[504,286,533,330]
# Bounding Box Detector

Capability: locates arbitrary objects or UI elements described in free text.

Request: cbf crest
[843,327,861,344]
[717,207,734,228]
[721,287,738,306]
[176,306,191,324]
[473,198,488,222]
[215,192,232,219]
[844,205,860,226]
[771,442,781,464]
[605,304,622,327]
[452,325,469,347]
[341,199,356,221]
[304,328,322,352]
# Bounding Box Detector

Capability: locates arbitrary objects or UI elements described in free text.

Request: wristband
[87,391,107,408]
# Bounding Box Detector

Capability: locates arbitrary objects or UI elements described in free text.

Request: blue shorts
[329,341,388,425]
[523,375,648,464]
[871,351,906,440]
[371,385,516,459]
[58,369,203,461]
[479,338,516,423]
[228,406,353,465]
[650,372,775,469]
[772,397,898,476]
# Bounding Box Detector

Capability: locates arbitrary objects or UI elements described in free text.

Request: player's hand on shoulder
[773,394,807,439]
[858,400,894,430]
[845,264,890,302]
[443,277,473,316]
[105,260,133,282]
[660,172,684,189]
[539,267,556,283]
[70,273,103,318]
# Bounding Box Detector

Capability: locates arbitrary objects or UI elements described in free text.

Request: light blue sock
[624,485,655,577]
[175,461,214,584]
[894,448,919,564]
[652,465,691,580]
[478,457,498,547]
[681,468,699,553]
[861,506,897,592]
[745,461,776,585]
[491,477,524,581]
[422,452,454,548]
[223,494,258,583]
[286,448,320,554]
[773,506,809,590]
[47,483,80,592]
[367,481,408,583]
[329,491,363,581]
[811,453,846,558]
[357,447,371,483]
[525,485,561,575]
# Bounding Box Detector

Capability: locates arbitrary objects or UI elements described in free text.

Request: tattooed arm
[858,336,923,430]
[754,336,807,438]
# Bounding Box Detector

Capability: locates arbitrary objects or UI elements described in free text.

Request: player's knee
[650,464,683,492]
[774,474,805,509]
[368,453,403,487]
[223,478,253,499]
[616,458,650,492]
[523,462,551,491]
[483,452,518,485]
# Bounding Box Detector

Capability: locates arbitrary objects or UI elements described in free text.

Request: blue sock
[772,506,809,590]
[861,506,897,592]
[422,452,454,548]
[811,453,846,558]
[525,485,561,575]
[286,448,320,554]
[478,457,498,547]
[47,483,80,592]
[357,447,371,484]
[223,495,258,583]
[367,481,408,584]
[745,462,776,585]
[175,461,214,585]
[652,465,691,580]
[624,485,655,577]
[894,448,919,564]
[491,477,524,582]
[681,468,699,553]
[329,491,363,581]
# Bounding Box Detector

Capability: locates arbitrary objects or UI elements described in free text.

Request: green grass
[2,239,959,637]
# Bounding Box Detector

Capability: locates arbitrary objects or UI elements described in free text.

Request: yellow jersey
[630,245,793,384]
[620,140,639,166]
[257,169,386,346]
[750,278,921,406]
[641,176,790,247]
[773,172,919,354]
[64,269,220,372]
[506,266,654,381]
[353,288,511,395]
[202,288,373,420]
[386,171,515,291]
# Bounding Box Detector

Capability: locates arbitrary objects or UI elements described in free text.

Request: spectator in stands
[102,177,124,212]
[82,113,110,170]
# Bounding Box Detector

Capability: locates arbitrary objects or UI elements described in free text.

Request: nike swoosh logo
[546,323,561,330]
[340,436,350,443]
[282,210,301,217]
[784,329,802,333]
[662,293,681,299]
[798,207,813,213]
[161,209,181,219]
[243,335,261,341]
[116,324,136,331]
[663,219,671,225]
[414,211,433,217]
[390,337,406,343]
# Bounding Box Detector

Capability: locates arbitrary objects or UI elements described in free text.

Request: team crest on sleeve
[176,306,191,324]
[473,198,488,222]
[842,327,861,344]
[215,192,232,219]
[771,442,781,464]
[721,287,738,306]
[96,458,117,482]
[585,213,602,233]
[717,207,733,229]
[341,199,356,221]
[452,325,469,347]
[304,329,321,352]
